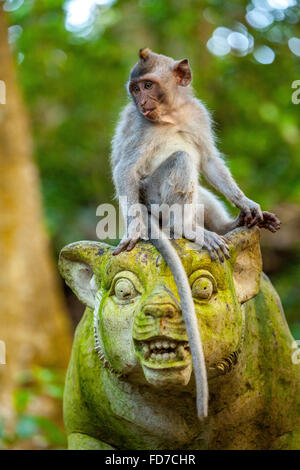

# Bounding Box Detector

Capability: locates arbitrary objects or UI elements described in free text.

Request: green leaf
[13,389,32,413]
[44,383,64,399]
[35,416,67,447]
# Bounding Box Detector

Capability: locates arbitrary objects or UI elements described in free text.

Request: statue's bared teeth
[142,340,190,362]
[178,344,186,360]
[142,344,150,359]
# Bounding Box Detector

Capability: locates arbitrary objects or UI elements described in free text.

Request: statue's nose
[134,288,186,341]
[142,302,177,319]
[141,287,181,319]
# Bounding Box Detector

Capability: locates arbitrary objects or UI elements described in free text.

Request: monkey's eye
[114,278,138,302]
[144,81,153,89]
[132,84,140,93]
[192,277,214,300]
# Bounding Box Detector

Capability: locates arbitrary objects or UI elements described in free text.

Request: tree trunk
[0,7,72,427]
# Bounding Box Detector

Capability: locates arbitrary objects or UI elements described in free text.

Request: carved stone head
[59,227,262,388]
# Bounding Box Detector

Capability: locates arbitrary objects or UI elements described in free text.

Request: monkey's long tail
[150,223,208,420]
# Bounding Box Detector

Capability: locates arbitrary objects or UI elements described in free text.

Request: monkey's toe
[113,238,133,255]
[126,237,140,251]
[203,231,230,263]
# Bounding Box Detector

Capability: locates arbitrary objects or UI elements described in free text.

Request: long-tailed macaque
[110,49,280,419]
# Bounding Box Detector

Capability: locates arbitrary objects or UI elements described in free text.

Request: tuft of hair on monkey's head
[129,48,156,82]
[139,48,152,61]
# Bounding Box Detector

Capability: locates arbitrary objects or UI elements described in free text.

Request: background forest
[0,0,299,449]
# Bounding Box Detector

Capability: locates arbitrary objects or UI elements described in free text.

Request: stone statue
[59,227,300,450]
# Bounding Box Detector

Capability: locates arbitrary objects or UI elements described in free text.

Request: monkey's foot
[258,211,281,233]
[202,230,230,263]
[113,236,141,255]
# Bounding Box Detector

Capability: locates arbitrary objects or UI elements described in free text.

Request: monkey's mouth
[142,108,156,117]
[135,336,191,369]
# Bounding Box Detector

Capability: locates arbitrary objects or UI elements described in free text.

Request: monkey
[110,49,280,419]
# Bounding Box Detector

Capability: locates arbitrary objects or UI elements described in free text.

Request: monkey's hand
[202,230,230,263]
[258,211,281,233]
[236,198,263,228]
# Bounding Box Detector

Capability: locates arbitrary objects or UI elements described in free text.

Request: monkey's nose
[142,303,177,319]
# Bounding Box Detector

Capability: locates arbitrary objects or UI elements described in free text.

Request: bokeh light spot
[267,0,297,9]
[288,37,300,57]
[246,9,274,29]
[206,36,230,57]
[63,0,115,33]
[254,45,275,63]
[227,32,249,52]
[3,0,24,12]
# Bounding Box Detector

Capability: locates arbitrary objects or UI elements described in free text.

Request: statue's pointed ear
[227,227,262,304]
[59,241,113,309]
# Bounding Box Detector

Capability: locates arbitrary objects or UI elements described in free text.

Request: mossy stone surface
[59,228,300,449]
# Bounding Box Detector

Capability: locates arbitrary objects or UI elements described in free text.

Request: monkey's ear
[139,48,151,61]
[226,227,262,304]
[59,241,113,308]
[174,59,192,86]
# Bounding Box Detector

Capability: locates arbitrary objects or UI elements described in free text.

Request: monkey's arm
[201,152,280,231]
[113,161,140,210]
[112,161,147,254]
[200,150,264,227]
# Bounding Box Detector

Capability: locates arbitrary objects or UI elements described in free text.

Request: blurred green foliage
[5,0,300,332]
[0,366,66,449]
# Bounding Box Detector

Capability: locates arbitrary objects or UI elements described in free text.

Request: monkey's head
[128,48,192,122]
[59,228,262,392]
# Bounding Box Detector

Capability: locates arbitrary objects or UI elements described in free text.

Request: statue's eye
[192,277,214,300]
[144,81,152,89]
[114,278,137,301]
